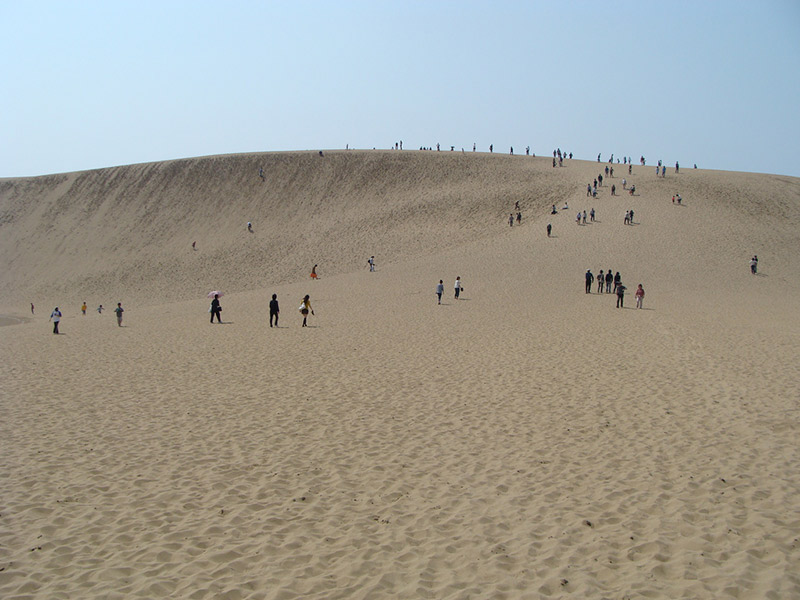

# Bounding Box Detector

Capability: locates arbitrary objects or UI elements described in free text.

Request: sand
[1,151,799,599]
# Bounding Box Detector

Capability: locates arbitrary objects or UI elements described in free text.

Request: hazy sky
[2,1,799,178]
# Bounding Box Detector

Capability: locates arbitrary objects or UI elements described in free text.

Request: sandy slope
[1,151,799,599]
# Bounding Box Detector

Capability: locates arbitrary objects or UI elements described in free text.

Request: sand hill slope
[3,150,797,310]
[1,152,799,599]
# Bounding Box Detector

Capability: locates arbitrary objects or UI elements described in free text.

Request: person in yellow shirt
[81,302,87,315]
[299,295,314,327]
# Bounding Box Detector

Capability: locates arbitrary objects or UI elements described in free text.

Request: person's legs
[53,321,58,334]
[302,316,307,327]
[437,293,442,304]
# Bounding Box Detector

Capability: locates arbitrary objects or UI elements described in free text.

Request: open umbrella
[207,291,224,298]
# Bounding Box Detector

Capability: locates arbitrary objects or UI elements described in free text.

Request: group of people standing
[584,270,645,309]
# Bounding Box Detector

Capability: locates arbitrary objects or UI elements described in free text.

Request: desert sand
[1,150,799,599]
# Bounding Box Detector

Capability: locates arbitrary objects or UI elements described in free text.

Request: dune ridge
[1,151,799,599]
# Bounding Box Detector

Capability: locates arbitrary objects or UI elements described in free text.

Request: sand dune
[1,151,799,599]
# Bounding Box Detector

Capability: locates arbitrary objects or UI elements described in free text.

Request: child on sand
[81,302,87,315]
[310,264,318,280]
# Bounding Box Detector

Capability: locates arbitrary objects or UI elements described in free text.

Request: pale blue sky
[2,1,799,178]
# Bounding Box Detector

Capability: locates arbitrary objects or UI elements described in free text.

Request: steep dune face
[0,151,565,307]
[1,151,798,310]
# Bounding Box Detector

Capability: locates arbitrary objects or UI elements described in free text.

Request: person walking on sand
[605,270,613,293]
[97,304,104,314]
[635,284,645,309]
[436,280,444,304]
[299,295,314,326]
[454,276,463,299]
[247,222,253,233]
[210,294,222,323]
[509,213,514,227]
[585,270,594,293]
[114,302,124,326]
[81,302,87,315]
[616,282,627,308]
[368,256,375,271]
[750,256,758,274]
[597,270,605,293]
[49,307,61,334]
[270,294,280,327]
[31,303,34,315]
[546,223,552,237]
[310,264,318,280]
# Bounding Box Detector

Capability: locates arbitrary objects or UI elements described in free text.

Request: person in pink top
[635,284,645,309]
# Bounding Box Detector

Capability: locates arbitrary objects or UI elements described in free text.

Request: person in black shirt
[210,295,222,323]
[270,294,280,327]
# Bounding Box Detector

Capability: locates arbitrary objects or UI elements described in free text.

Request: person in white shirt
[49,307,61,334]
[454,276,463,299]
